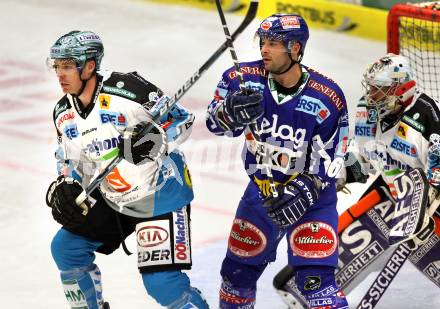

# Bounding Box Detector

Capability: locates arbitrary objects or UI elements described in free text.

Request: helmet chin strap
[270,49,303,75]
[72,66,95,97]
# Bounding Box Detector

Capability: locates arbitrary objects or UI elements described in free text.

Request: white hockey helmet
[362,53,416,119]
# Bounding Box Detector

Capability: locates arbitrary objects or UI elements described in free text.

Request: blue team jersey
[206,60,349,197]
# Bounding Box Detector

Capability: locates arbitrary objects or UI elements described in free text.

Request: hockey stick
[214,0,278,198]
[75,0,260,206]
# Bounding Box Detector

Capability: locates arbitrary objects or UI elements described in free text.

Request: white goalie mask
[362,53,416,119]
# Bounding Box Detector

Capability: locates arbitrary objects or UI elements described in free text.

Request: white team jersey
[354,91,440,194]
[53,70,194,217]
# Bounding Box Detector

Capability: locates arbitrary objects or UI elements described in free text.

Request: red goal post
[387,2,440,100]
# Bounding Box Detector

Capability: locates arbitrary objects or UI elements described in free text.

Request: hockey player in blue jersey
[44,31,209,309]
[206,14,349,309]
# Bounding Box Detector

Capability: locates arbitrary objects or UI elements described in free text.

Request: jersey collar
[267,66,309,105]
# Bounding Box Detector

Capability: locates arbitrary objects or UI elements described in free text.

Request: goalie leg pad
[389,168,430,246]
[295,266,348,309]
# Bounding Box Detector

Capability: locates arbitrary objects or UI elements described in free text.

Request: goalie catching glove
[119,122,168,165]
[46,176,95,229]
[263,174,320,228]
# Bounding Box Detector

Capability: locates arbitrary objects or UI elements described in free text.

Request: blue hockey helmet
[49,30,104,70]
[256,14,309,58]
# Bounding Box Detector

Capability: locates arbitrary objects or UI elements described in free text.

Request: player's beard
[264,56,294,75]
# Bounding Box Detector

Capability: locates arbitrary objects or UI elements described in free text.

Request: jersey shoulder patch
[305,67,346,112]
[225,60,268,81]
[53,95,71,122]
[101,71,163,104]
[402,92,440,140]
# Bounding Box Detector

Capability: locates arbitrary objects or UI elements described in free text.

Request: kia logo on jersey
[137,226,169,247]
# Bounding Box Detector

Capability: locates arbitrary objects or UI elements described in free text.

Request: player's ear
[290,42,301,60]
[85,59,96,74]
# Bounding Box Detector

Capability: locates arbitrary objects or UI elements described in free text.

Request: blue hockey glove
[263,174,320,228]
[223,89,264,128]
[119,123,168,165]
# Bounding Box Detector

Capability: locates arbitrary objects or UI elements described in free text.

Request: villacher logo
[290,221,337,258]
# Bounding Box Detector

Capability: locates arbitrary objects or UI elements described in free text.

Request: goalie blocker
[273,170,440,308]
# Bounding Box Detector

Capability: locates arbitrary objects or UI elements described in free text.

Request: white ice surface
[0,0,439,308]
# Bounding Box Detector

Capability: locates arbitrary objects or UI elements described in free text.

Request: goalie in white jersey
[272,54,440,308]
[44,31,209,309]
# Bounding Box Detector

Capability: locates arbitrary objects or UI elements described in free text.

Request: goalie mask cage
[388,2,440,100]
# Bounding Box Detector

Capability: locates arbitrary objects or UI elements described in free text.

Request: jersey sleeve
[406,93,440,189]
[205,68,245,137]
[109,72,195,149]
[52,97,88,182]
[159,101,195,150]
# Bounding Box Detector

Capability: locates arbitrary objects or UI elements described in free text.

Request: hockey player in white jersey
[44,30,209,309]
[272,54,440,308]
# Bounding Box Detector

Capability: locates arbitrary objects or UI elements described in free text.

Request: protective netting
[395,3,440,100]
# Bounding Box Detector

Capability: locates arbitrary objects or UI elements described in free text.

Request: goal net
[388,2,440,100]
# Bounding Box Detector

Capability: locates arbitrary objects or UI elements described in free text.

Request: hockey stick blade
[76,0,260,205]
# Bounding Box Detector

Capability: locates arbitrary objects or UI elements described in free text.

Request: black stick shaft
[214,0,278,197]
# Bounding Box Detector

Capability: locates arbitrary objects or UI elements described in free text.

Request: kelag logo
[99,111,127,127]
